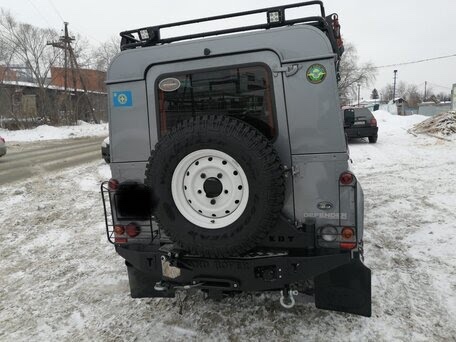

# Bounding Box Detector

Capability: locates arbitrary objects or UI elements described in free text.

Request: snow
[0,121,108,142]
[0,111,455,340]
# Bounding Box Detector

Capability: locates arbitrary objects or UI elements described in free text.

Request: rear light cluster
[108,178,119,191]
[113,222,141,243]
[339,171,355,185]
[370,118,377,127]
[319,226,357,250]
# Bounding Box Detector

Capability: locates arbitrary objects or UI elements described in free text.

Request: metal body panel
[109,82,151,163]
[107,26,333,84]
[292,153,349,227]
[111,162,148,183]
[283,59,346,154]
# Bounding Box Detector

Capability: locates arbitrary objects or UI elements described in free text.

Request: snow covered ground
[0,111,455,341]
[0,121,108,142]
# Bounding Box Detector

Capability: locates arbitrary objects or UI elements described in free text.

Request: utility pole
[357,83,361,107]
[47,22,98,124]
[392,70,398,103]
[424,81,427,101]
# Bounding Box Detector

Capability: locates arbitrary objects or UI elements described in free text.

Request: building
[418,102,451,117]
[50,67,106,93]
[0,65,107,128]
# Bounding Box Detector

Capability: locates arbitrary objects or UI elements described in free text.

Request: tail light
[126,223,140,237]
[339,171,355,185]
[341,227,354,240]
[113,225,127,243]
[340,242,356,250]
[320,226,338,242]
[340,227,356,250]
[108,178,119,190]
[370,118,377,126]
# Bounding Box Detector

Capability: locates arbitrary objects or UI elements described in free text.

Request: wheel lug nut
[201,173,206,179]
[210,199,216,205]
[217,173,223,179]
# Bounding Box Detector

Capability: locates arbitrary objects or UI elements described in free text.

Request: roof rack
[119,1,344,58]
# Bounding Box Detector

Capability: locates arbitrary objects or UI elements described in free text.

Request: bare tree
[382,81,406,102]
[0,10,61,123]
[91,36,120,71]
[404,84,422,107]
[338,43,376,104]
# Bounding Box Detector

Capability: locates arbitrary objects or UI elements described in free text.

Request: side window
[157,65,276,139]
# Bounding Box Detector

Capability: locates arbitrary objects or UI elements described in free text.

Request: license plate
[353,121,366,126]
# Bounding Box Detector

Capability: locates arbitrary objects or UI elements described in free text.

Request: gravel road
[0,137,105,185]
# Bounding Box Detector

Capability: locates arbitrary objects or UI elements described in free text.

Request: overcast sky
[1,0,455,99]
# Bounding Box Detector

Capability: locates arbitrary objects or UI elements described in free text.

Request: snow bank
[410,111,456,137]
[0,121,108,142]
[1,110,455,340]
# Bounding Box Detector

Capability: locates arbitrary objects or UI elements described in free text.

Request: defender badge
[306,64,327,84]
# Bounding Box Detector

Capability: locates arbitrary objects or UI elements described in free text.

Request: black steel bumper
[345,126,378,139]
[116,244,371,317]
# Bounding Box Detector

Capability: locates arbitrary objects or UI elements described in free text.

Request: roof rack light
[267,9,285,25]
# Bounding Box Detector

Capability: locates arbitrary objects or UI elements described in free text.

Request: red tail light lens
[370,118,377,126]
[341,227,355,240]
[113,225,125,235]
[339,172,354,185]
[108,178,119,190]
[340,242,356,250]
[113,225,127,244]
[126,223,140,238]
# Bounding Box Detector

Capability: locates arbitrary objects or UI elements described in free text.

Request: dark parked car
[101,137,110,163]
[0,136,6,157]
[344,107,378,143]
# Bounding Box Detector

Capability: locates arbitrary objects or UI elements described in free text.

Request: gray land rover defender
[101,1,371,317]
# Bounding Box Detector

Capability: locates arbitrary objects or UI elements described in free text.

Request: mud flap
[314,258,371,317]
[125,261,175,298]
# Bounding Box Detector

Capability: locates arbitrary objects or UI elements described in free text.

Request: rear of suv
[344,107,379,143]
[101,1,372,317]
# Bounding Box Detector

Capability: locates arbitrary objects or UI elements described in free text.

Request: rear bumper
[345,126,378,138]
[0,146,6,157]
[115,244,372,317]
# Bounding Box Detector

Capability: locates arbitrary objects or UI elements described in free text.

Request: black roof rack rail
[119,1,344,58]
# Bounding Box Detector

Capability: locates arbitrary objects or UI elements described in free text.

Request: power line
[47,0,65,22]
[427,82,452,91]
[374,53,456,69]
[25,0,53,28]
[71,23,103,44]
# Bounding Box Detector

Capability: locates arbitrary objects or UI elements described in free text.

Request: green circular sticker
[306,64,327,84]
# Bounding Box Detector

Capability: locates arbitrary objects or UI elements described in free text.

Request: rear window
[354,108,373,119]
[157,65,276,139]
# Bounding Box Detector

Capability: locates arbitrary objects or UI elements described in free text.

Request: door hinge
[273,64,302,77]
[283,165,300,177]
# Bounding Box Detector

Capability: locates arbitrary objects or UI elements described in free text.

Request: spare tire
[145,115,284,257]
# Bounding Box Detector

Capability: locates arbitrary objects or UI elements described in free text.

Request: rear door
[145,51,295,219]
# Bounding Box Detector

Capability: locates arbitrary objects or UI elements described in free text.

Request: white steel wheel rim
[171,149,249,229]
